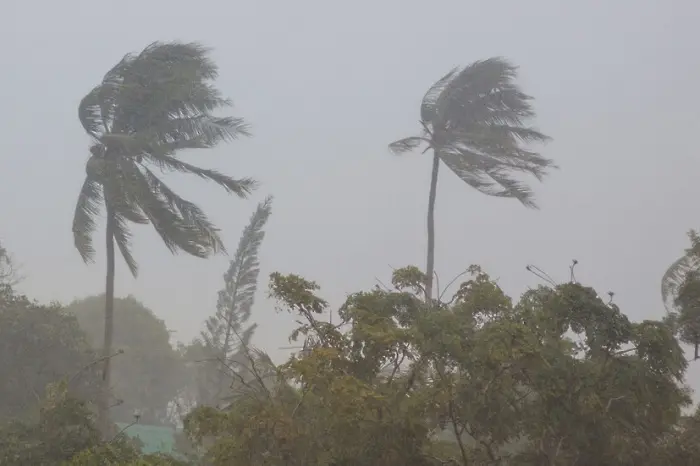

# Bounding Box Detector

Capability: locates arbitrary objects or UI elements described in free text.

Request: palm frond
[486,169,538,208]
[114,42,239,136]
[111,212,138,277]
[152,82,231,118]
[72,177,104,263]
[134,41,219,81]
[79,41,248,142]
[144,153,256,198]
[118,162,210,258]
[78,53,136,137]
[141,166,226,254]
[161,115,251,145]
[78,88,105,138]
[100,166,147,277]
[420,67,459,125]
[438,146,538,208]
[436,58,532,129]
[101,159,150,225]
[388,137,428,155]
[143,115,250,156]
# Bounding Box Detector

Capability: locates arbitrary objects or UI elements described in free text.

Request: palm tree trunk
[425,152,440,302]
[97,209,116,436]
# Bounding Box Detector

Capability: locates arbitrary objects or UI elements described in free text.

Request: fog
[2,0,698,383]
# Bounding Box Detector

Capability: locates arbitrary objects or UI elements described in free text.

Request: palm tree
[72,41,255,433]
[389,57,553,301]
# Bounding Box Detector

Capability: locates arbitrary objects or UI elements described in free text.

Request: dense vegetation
[2,41,700,465]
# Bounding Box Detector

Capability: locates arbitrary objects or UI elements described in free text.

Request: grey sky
[2,0,699,389]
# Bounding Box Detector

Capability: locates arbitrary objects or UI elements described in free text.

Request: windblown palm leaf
[389,57,554,207]
[662,230,700,312]
[73,41,255,276]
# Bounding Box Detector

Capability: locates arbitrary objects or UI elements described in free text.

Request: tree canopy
[0,287,98,423]
[0,381,186,466]
[66,295,184,425]
[181,266,699,466]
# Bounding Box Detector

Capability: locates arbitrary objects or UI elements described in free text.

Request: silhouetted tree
[662,230,700,312]
[72,41,255,433]
[194,197,272,407]
[389,58,553,301]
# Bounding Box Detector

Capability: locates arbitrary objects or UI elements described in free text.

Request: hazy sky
[3,1,699,384]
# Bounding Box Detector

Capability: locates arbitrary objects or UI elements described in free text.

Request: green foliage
[661,231,700,359]
[0,289,98,422]
[0,240,18,288]
[72,41,255,276]
[181,266,697,466]
[65,295,184,425]
[0,382,184,466]
[0,382,102,465]
[645,407,700,466]
[662,229,700,312]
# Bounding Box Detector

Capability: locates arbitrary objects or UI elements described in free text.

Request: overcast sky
[3,1,699,386]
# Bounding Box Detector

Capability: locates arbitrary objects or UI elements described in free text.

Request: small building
[115,422,179,456]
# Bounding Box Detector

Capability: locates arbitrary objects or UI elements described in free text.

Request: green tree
[184,266,694,466]
[66,295,184,426]
[661,229,700,311]
[669,269,700,360]
[388,58,553,300]
[0,241,19,290]
[646,407,700,466]
[71,41,255,432]
[0,381,185,466]
[0,288,98,423]
[660,230,700,362]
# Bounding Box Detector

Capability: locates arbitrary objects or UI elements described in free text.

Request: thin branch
[231,326,274,399]
[109,416,140,444]
[438,268,474,303]
[68,349,125,387]
[291,387,309,419]
[526,264,558,287]
[434,270,441,303]
[448,399,470,466]
[388,349,408,385]
[605,395,625,413]
[569,259,578,283]
[374,277,392,292]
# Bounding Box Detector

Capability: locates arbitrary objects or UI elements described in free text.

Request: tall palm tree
[72,41,255,433]
[389,57,553,301]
